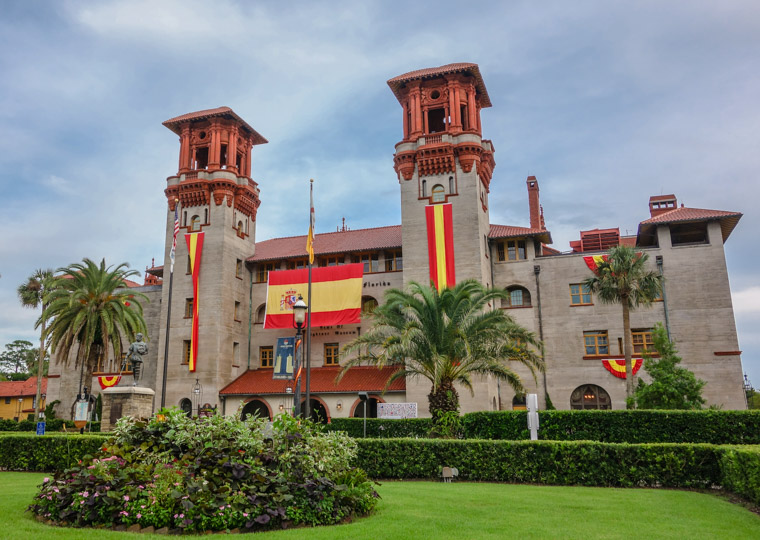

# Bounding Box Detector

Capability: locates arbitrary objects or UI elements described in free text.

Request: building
[0,377,46,421]
[46,63,746,420]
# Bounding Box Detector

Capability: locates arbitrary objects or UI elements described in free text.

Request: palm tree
[18,269,55,420]
[43,259,148,413]
[583,245,662,405]
[339,280,544,419]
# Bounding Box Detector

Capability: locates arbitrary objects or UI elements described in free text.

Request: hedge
[0,418,101,432]
[328,410,760,444]
[719,446,760,505]
[0,433,107,472]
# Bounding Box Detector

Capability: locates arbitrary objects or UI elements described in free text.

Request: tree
[339,280,544,420]
[18,268,55,419]
[43,258,148,413]
[583,246,662,405]
[0,339,35,377]
[633,323,705,409]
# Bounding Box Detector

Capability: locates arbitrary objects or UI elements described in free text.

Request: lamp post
[192,378,202,417]
[292,295,307,418]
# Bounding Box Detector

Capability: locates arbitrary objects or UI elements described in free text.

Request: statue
[125,333,148,386]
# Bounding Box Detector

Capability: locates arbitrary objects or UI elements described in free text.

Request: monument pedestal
[101,387,155,431]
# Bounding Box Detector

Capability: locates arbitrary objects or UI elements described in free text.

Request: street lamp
[192,378,202,417]
[292,296,307,418]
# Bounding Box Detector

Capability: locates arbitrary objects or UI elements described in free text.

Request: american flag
[170,204,179,272]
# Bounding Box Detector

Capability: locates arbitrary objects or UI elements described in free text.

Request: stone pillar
[467,87,477,132]
[100,387,156,431]
[179,126,191,172]
[228,127,238,173]
[402,101,409,139]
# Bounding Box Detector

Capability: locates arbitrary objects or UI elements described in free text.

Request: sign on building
[273,337,295,380]
[377,402,417,419]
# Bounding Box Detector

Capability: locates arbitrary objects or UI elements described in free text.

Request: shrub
[28,408,378,533]
[719,447,760,505]
[326,418,431,438]
[0,433,106,471]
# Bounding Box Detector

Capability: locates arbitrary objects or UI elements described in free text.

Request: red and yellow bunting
[583,255,608,273]
[264,264,363,329]
[602,358,643,379]
[185,232,205,372]
[98,375,121,389]
[425,203,456,291]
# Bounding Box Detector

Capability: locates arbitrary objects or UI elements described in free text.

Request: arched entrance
[179,398,193,417]
[351,396,383,418]
[512,395,527,410]
[241,399,272,421]
[300,398,329,423]
[570,384,611,410]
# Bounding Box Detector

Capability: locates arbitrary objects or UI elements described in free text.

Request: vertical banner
[273,337,295,380]
[425,203,456,291]
[185,232,205,372]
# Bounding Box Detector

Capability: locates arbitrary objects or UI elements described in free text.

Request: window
[182,340,191,365]
[362,296,378,314]
[431,184,445,203]
[352,253,379,273]
[236,259,243,278]
[256,262,276,282]
[570,384,611,410]
[237,220,244,235]
[584,331,609,356]
[497,239,526,261]
[287,259,308,270]
[319,255,343,267]
[632,330,654,354]
[422,179,427,197]
[179,398,193,417]
[255,304,267,324]
[184,298,194,318]
[324,343,340,366]
[186,254,192,274]
[385,250,403,272]
[190,215,201,232]
[671,222,708,245]
[233,342,240,366]
[260,346,273,368]
[427,107,445,133]
[4,397,9,405]
[502,286,531,308]
[234,301,241,321]
[449,176,455,194]
[570,284,593,305]
[512,395,527,410]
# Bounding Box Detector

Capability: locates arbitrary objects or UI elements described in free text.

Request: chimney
[527,176,542,229]
[648,194,677,218]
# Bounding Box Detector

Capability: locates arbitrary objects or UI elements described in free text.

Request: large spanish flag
[186,232,204,372]
[583,255,608,273]
[425,203,456,291]
[264,264,363,329]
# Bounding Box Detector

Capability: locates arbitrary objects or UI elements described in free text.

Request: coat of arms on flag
[280,289,300,311]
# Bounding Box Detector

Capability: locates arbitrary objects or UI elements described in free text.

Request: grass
[2,473,759,539]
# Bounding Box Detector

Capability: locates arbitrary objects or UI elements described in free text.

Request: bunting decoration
[425,203,456,291]
[185,232,205,372]
[263,264,363,329]
[602,358,643,379]
[98,375,121,390]
[583,255,609,273]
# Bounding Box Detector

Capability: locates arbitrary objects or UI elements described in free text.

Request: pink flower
[243,513,249,517]
[136,513,142,519]
[123,495,130,501]
[219,506,225,510]
[43,477,49,483]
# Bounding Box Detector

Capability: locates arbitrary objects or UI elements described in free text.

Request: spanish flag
[98,375,121,389]
[186,232,204,372]
[425,203,456,291]
[583,255,608,273]
[602,358,643,379]
[306,180,315,264]
[264,264,363,329]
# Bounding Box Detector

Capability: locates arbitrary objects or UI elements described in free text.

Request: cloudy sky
[1,1,758,385]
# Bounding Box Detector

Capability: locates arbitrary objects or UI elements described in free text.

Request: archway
[512,395,527,410]
[570,384,611,410]
[351,395,383,418]
[300,398,329,423]
[179,398,193,417]
[241,399,272,421]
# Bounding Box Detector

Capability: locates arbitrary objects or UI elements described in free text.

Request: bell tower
[388,63,495,289]
[157,107,268,412]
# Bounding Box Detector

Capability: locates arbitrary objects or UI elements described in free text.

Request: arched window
[179,398,193,417]
[422,179,427,197]
[361,296,378,314]
[241,399,271,421]
[255,304,267,324]
[353,397,380,418]
[204,208,208,224]
[190,215,201,232]
[570,384,611,410]
[512,395,527,410]
[449,176,455,194]
[502,286,532,308]
[431,184,445,203]
[299,399,329,423]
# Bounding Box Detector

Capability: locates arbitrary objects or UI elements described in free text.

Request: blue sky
[1,1,759,387]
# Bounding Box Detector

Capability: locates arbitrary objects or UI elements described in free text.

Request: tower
[157,107,267,412]
[388,63,495,289]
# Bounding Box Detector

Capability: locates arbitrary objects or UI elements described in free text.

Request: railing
[423,134,443,144]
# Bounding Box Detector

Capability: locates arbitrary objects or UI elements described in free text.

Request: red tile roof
[249,225,402,262]
[649,194,677,202]
[219,366,405,396]
[489,224,552,244]
[123,279,142,288]
[146,265,164,277]
[163,106,268,145]
[387,63,492,108]
[637,206,742,243]
[0,377,46,398]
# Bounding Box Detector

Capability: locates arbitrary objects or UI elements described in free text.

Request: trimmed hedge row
[0,433,107,472]
[328,410,760,444]
[719,447,760,505]
[0,418,101,432]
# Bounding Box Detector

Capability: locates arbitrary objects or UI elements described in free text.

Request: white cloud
[733,287,760,315]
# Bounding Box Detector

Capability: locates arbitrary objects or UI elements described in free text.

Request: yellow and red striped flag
[263,264,363,329]
[602,358,643,379]
[583,255,608,273]
[185,232,205,372]
[98,375,121,389]
[306,180,315,264]
[425,203,456,291]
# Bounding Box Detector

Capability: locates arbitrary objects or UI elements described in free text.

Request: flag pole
[305,179,314,419]
[160,199,180,409]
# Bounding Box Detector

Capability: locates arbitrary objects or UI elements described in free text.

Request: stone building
[46,63,746,421]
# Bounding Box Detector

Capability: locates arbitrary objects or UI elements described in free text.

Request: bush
[719,447,760,505]
[0,418,100,432]
[326,417,431,438]
[355,438,722,488]
[0,433,107,471]
[28,408,378,533]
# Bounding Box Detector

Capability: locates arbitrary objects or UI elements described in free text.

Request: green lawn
[2,473,759,539]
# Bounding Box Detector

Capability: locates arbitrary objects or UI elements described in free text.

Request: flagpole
[160,199,179,409]
[305,179,314,419]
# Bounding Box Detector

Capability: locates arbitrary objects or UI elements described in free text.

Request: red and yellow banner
[602,358,643,379]
[98,375,121,389]
[425,203,456,291]
[186,232,205,372]
[264,264,363,329]
[583,255,608,273]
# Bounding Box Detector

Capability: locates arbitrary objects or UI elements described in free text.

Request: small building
[0,377,46,421]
